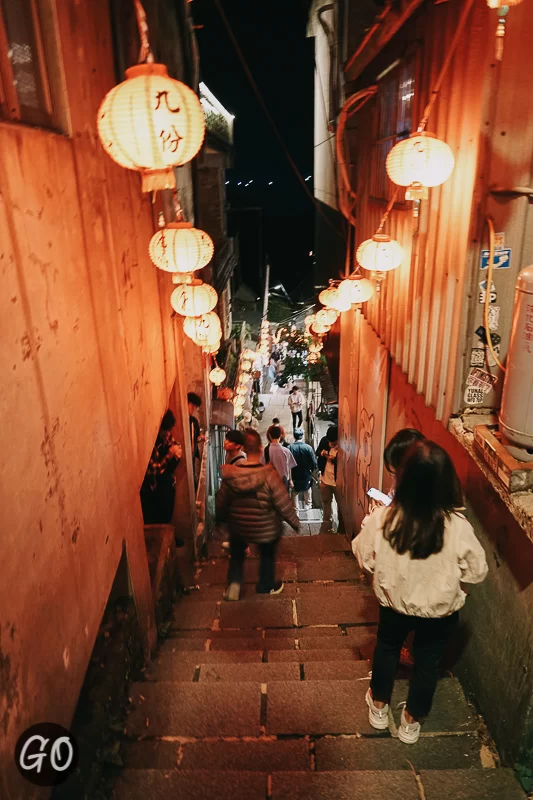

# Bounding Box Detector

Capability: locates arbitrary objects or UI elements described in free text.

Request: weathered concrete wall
[0,1,191,796]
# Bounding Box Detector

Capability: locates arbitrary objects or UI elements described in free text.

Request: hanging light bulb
[97,64,205,192]
[150,223,214,273]
[386,132,454,200]
[338,275,375,305]
[209,366,226,386]
[356,235,403,275]
[170,279,218,316]
[183,312,222,345]
[318,286,351,313]
[316,308,338,326]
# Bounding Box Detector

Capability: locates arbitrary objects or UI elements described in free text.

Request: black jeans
[227,537,279,592]
[370,605,459,720]
[292,410,303,429]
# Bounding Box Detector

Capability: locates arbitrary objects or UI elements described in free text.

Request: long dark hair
[384,440,463,559]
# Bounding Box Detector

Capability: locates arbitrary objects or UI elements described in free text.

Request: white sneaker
[365,688,389,730]
[398,707,421,744]
[223,582,241,601]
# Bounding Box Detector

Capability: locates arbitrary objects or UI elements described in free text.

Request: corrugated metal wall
[351,0,491,423]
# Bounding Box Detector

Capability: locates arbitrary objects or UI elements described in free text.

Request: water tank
[500,265,533,452]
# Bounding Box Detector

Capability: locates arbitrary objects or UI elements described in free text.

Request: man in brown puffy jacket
[216,428,300,601]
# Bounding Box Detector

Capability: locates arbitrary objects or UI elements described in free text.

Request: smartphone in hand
[367,487,392,507]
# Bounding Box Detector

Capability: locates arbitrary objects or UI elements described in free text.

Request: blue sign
[480,248,511,270]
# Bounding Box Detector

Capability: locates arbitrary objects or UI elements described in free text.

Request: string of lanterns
[233,347,256,416]
[96,0,228,406]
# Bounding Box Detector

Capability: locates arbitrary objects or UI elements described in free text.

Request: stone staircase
[112,534,524,800]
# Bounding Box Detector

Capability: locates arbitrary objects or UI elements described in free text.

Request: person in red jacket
[216,428,300,601]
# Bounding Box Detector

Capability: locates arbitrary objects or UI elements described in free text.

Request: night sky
[192,0,315,300]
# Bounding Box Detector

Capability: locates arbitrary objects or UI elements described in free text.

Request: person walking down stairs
[289,428,317,511]
[288,386,304,431]
[353,440,488,744]
[216,428,300,601]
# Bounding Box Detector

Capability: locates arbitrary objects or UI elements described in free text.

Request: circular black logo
[15,723,78,787]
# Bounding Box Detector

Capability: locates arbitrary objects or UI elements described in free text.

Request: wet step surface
[112,533,525,800]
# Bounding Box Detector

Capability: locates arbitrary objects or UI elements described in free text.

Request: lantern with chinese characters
[209,366,226,386]
[97,64,205,192]
[183,312,222,346]
[170,279,218,316]
[318,285,351,313]
[150,223,214,274]
[338,275,375,305]
[386,132,454,200]
[356,235,403,276]
[316,308,338,326]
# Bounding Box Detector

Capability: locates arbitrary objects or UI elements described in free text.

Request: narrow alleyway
[113,533,523,798]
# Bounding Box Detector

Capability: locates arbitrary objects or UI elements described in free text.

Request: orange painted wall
[0,2,188,795]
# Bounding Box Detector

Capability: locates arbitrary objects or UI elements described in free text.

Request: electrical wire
[484,216,506,372]
[213,0,344,240]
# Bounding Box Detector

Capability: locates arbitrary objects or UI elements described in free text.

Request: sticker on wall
[487,344,501,368]
[470,348,485,367]
[464,386,485,405]
[494,232,505,249]
[475,326,501,347]
[466,367,498,394]
[488,305,501,331]
[478,280,497,304]
[480,248,511,270]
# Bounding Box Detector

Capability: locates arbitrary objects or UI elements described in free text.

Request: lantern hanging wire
[133,0,154,64]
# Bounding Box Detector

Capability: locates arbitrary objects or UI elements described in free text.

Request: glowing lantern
[338,276,375,305]
[304,314,316,327]
[309,342,323,354]
[308,353,319,364]
[209,366,226,386]
[183,312,222,345]
[236,385,248,397]
[356,235,403,274]
[310,322,330,335]
[202,340,221,354]
[150,223,214,274]
[239,373,251,385]
[487,0,521,6]
[386,132,454,200]
[241,360,252,372]
[318,286,351,313]
[242,349,256,360]
[316,308,338,326]
[97,64,205,192]
[170,279,218,316]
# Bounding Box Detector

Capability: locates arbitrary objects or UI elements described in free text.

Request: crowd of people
[140,381,488,747]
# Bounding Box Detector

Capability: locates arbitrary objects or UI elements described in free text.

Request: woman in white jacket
[353,440,488,744]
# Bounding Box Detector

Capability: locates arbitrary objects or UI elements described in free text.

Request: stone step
[113,768,524,800]
[120,732,483,772]
[163,630,376,652]
[126,677,474,739]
